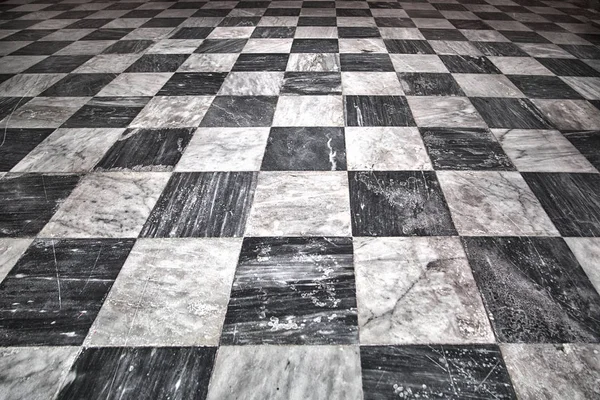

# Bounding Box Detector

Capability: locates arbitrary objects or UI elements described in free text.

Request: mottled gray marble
[341,72,403,95]
[74,54,143,73]
[532,99,600,130]
[0,238,32,283]
[0,56,48,74]
[245,172,351,236]
[488,56,554,76]
[453,73,524,98]
[243,38,293,53]
[437,171,559,236]
[502,344,600,400]
[177,53,239,72]
[130,96,214,128]
[272,95,344,126]
[218,72,284,95]
[0,347,79,400]
[40,172,170,238]
[0,73,65,97]
[97,73,173,97]
[286,53,340,72]
[338,38,387,53]
[390,54,449,73]
[561,77,600,100]
[565,237,600,293]
[0,97,90,129]
[354,236,493,345]
[407,96,487,128]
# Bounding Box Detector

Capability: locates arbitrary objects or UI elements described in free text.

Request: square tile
[39,172,170,238]
[11,41,71,56]
[0,174,81,237]
[63,96,150,128]
[74,54,141,73]
[421,127,514,170]
[345,95,415,126]
[0,73,65,97]
[291,38,338,53]
[280,72,341,95]
[140,172,257,238]
[437,171,558,236]
[407,96,486,128]
[338,39,387,54]
[200,96,277,127]
[195,39,248,53]
[232,53,288,71]
[470,97,553,129]
[537,58,600,77]
[220,237,358,345]
[463,236,600,342]
[273,95,343,126]
[206,346,362,400]
[156,72,227,96]
[242,38,293,53]
[341,72,402,95]
[398,72,464,96]
[286,53,340,72]
[178,53,238,72]
[430,40,484,56]
[454,73,524,97]
[354,236,493,344]
[218,71,284,95]
[102,39,153,54]
[345,127,432,170]
[349,171,456,236]
[440,54,501,73]
[0,238,134,345]
[339,53,393,71]
[563,130,600,171]
[97,72,172,97]
[562,77,600,100]
[507,75,583,99]
[39,73,116,97]
[245,172,351,236]
[261,127,346,171]
[361,345,516,400]
[24,55,92,73]
[384,39,435,54]
[130,95,212,128]
[94,128,194,172]
[531,99,600,130]
[0,128,54,172]
[56,347,216,400]
[86,238,241,346]
[176,127,269,172]
[124,53,190,72]
[390,54,449,73]
[492,129,596,172]
[522,172,600,237]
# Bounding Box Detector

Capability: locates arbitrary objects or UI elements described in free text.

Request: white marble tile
[286,53,340,72]
[294,27,337,39]
[0,97,90,129]
[337,17,376,27]
[379,28,425,40]
[97,73,173,97]
[429,40,483,56]
[0,239,32,283]
[565,238,600,294]
[242,39,293,53]
[453,74,524,98]
[124,28,175,41]
[345,127,432,170]
[338,38,387,53]
[218,72,284,96]
[517,43,575,58]
[487,56,554,76]
[130,96,214,128]
[245,171,351,236]
[11,128,124,173]
[437,171,559,236]
[413,18,455,29]
[273,95,344,126]
[354,236,494,345]
[74,54,142,73]
[461,30,509,42]
[390,54,449,73]
[206,346,362,400]
[0,74,65,97]
[147,39,204,54]
[0,347,79,400]
[539,32,592,45]
[55,40,116,56]
[257,16,298,27]
[39,172,171,238]
[86,238,241,347]
[177,53,238,72]
[407,96,487,128]
[562,77,600,100]
[341,72,403,95]
[492,129,597,173]
[207,27,255,39]
[531,99,600,130]
[176,127,269,171]
[0,42,30,57]
[0,56,48,74]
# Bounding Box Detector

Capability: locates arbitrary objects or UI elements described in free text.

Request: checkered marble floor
[1,0,600,398]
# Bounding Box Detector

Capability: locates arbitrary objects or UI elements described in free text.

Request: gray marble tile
[0,347,79,400]
[341,72,403,95]
[338,38,387,53]
[453,73,524,97]
[407,96,487,128]
[565,237,600,294]
[200,96,277,127]
[86,238,241,346]
[487,56,554,75]
[0,73,65,96]
[97,72,173,96]
[286,53,340,72]
[245,172,351,236]
[562,77,600,100]
[389,54,449,73]
[218,71,284,95]
[39,172,170,238]
[73,54,142,73]
[0,238,32,283]
[532,99,600,130]
[345,127,431,170]
[206,346,362,400]
[129,95,214,128]
[502,344,600,400]
[437,171,559,236]
[354,236,493,345]
[11,128,124,173]
[176,127,269,171]
[177,53,238,72]
[272,95,344,126]
[492,129,597,172]
[0,97,89,129]
[0,56,49,74]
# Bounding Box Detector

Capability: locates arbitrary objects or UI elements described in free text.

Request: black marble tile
[561,45,600,60]
[440,55,502,73]
[53,10,96,19]
[291,39,339,53]
[191,9,230,18]
[56,347,217,400]
[11,41,72,56]
[140,172,257,238]
[339,54,394,72]
[0,20,40,30]
[524,22,566,32]
[361,345,517,400]
[264,8,301,17]
[220,237,358,345]
[236,1,270,8]
[420,28,468,41]
[123,10,162,19]
[303,1,334,8]
[542,13,581,24]
[370,2,403,9]
[474,42,529,57]
[280,72,341,95]
[0,238,134,346]
[40,73,117,97]
[337,27,380,38]
[261,127,346,171]
[219,17,261,27]
[0,74,13,85]
[475,11,514,20]
[522,172,600,237]
[578,34,600,46]
[106,2,143,10]
[81,28,132,41]
[384,39,435,54]
[435,3,468,11]
[337,9,372,17]
[345,95,415,127]
[62,97,150,128]
[508,75,584,99]
[451,19,492,30]
[406,9,444,19]
[0,128,54,172]
[232,53,289,71]
[471,98,552,129]
[157,73,227,96]
[501,30,551,44]
[398,72,465,96]
[0,96,32,121]
[375,17,416,28]
[251,27,295,39]
[172,1,209,9]
[0,174,81,237]
[94,128,194,172]
[200,96,277,127]
[194,39,248,53]
[141,18,186,28]
[562,130,600,171]
[463,236,600,342]
[24,55,93,74]
[297,17,337,27]
[349,171,457,236]
[536,58,600,77]
[125,54,190,73]
[421,127,515,170]
[0,29,56,41]
[65,19,112,29]
[102,40,154,54]
[170,27,214,40]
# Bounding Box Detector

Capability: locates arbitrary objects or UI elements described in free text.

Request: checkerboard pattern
[1,0,600,399]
